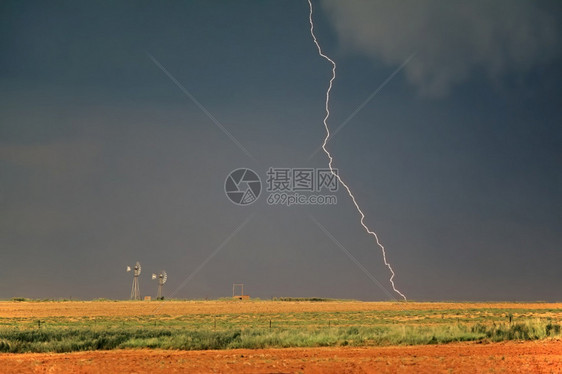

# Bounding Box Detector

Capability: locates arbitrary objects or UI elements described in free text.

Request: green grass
[0,321,559,353]
[0,304,560,353]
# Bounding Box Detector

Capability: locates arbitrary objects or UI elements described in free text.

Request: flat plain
[0,300,560,373]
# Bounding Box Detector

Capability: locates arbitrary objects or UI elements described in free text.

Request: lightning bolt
[307,0,407,301]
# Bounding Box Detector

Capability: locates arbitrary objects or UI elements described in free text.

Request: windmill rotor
[161,270,167,285]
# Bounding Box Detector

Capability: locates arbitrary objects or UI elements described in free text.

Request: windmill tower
[127,261,141,300]
[152,270,167,300]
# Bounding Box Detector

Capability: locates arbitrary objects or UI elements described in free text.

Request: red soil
[1,340,560,373]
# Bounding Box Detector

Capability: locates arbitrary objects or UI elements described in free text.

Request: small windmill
[152,270,167,300]
[127,261,141,300]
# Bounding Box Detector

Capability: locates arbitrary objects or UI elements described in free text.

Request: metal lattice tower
[152,270,167,300]
[127,261,141,300]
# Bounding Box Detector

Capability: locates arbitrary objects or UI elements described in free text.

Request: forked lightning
[307,0,407,301]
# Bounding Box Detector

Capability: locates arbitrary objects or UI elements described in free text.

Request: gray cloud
[321,0,560,96]
[0,142,100,173]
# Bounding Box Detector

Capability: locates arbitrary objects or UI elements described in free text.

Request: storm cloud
[321,0,560,96]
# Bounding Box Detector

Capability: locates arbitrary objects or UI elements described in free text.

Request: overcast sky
[1,0,561,301]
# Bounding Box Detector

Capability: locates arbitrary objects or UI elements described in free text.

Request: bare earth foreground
[0,341,560,373]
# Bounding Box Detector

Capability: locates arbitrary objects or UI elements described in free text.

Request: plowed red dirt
[1,340,561,373]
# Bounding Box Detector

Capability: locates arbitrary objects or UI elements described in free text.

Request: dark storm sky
[1,1,561,301]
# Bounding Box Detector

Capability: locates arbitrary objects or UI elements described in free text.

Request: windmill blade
[162,270,167,284]
[136,261,142,275]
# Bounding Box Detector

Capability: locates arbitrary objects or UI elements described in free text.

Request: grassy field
[0,300,560,353]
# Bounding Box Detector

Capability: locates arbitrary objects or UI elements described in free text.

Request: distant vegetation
[272,297,345,302]
[0,303,560,353]
[8,297,74,302]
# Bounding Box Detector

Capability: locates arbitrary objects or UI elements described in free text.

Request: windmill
[127,261,141,300]
[152,270,167,300]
